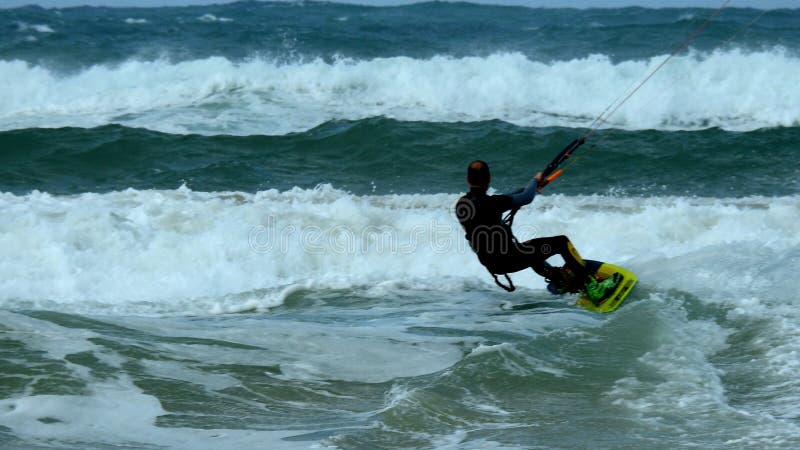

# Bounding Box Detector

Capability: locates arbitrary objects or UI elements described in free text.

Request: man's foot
[584,272,623,305]
[546,267,582,295]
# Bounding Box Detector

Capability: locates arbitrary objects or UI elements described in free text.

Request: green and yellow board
[577,260,638,313]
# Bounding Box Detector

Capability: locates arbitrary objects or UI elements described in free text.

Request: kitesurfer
[455,160,620,302]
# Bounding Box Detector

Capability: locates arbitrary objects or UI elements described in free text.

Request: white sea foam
[31,24,55,33]
[198,13,233,23]
[0,186,797,315]
[0,310,324,448]
[607,297,732,417]
[2,187,799,447]
[0,48,798,135]
[0,376,313,449]
[15,22,55,33]
[124,18,149,24]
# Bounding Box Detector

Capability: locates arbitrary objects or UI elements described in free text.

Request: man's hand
[534,172,544,193]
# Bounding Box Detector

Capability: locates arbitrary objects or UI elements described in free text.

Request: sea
[1,1,799,448]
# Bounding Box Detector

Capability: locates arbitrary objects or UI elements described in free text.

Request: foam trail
[0,48,798,135]
[0,373,313,449]
[0,186,797,314]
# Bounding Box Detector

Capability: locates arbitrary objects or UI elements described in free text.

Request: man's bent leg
[487,235,588,285]
[517,235,591,291]
[518,235,586,274]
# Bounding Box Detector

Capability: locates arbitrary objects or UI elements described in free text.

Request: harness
[489,207,520,292]
[491,273,516,292]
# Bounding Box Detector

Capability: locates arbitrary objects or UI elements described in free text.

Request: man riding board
[455,160,620,303]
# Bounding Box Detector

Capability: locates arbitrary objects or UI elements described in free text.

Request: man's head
[467,160,490,188]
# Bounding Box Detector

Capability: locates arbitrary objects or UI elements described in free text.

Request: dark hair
[467,160,490,186]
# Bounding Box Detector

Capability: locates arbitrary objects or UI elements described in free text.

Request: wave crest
[1,48,798,135]
[1,186,797,314]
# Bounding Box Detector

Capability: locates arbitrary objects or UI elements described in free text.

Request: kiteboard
[576,259,637,313]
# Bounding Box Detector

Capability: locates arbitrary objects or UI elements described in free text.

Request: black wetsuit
[455,178,588,286]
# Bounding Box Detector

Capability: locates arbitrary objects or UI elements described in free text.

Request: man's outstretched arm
[506,172,543,208]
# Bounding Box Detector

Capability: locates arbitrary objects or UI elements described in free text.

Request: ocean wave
[1,48,798,135]
[1,185,797,315]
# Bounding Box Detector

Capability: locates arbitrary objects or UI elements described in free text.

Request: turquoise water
[1,2,800,449]
[2,123,799,197]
